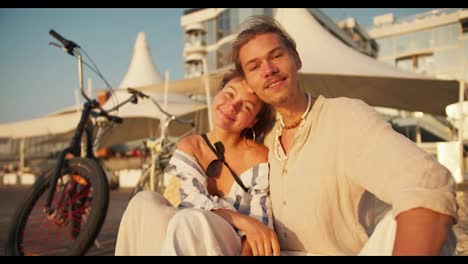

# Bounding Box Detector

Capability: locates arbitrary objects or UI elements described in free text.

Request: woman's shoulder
[176,134,202,157]
[243,140,269,164]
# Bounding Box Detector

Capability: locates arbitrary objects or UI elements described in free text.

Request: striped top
[164,149,273,229]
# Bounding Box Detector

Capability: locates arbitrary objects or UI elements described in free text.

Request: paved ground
[0,185,467,256]
[0,185,131,256]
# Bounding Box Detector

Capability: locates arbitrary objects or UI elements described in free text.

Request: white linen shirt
[265,95,458,255]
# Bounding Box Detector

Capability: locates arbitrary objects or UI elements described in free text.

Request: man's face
[239,33,301,106]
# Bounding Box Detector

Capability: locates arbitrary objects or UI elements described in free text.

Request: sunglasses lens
[206,160,221,177]
[214,142,224,155]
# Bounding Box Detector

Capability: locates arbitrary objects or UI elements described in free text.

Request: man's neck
[276,92,309,126]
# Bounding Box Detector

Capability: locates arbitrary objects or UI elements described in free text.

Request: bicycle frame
[144,117,195,193]
[44,51,99,214]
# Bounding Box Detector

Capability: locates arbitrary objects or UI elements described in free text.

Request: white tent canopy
[273,8,460,116]
[0,111,81,139]
[138,8,459,116]
[119,32,163,89]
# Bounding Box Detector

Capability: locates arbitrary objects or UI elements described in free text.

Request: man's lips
[265,76,286,90]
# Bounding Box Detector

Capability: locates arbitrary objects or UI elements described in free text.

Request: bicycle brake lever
[131,95,138,104]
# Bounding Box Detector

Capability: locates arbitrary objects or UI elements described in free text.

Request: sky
[0,8,437,124]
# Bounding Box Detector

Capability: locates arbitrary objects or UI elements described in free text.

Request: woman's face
[212,77,263,134]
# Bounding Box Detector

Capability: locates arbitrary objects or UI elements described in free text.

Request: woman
[115,70,279,256]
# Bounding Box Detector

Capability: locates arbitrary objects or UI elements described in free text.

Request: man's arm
[393,207,455,256]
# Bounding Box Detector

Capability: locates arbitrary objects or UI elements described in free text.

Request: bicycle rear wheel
[5,158,109,256]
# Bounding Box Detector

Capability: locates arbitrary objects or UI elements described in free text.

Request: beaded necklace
[275,93,312,161]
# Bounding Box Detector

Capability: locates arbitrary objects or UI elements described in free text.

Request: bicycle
[4,30,150,256]
[129,110,196,203]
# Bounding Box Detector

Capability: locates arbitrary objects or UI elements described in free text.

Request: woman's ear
[249,118,258,128]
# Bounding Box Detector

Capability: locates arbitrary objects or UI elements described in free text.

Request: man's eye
[274,53,283,59]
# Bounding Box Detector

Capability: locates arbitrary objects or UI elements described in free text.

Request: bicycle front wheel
[5,158,109,256]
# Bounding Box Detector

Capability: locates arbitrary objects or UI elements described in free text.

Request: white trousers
[115,191,456,256]
[115,191,241,256]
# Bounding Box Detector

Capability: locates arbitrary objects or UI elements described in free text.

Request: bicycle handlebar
[91,110,123,124]
[49,29,80,56]
[141,90,195,128]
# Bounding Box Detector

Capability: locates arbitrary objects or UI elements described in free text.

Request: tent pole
[164,70,170,111]
[458,79,465,183]
[18,138,24,175]
[202,57,213,130]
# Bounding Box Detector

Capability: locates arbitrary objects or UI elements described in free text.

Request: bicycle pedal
[94,239,103,249]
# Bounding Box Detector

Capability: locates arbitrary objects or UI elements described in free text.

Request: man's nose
[261,60,278,78]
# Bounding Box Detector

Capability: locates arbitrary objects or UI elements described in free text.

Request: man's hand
[240,237,253,256]
[240,216,280,256]
[212,209,280,256]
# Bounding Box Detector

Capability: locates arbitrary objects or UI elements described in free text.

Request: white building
[180,8,378,78]
[369,8,468,81]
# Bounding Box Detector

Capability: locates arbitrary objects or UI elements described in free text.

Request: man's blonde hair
[230,15,300,75]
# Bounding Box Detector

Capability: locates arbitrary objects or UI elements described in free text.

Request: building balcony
[184,52,205,64]
[183,42,207,58]
[184,23,206,34]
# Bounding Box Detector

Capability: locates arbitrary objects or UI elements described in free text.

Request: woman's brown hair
[218,70,276,143]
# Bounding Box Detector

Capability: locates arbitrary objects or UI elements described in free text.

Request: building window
[461,19,468,35]
[395,34,412,55]
[376,37,393,58]
[396,53,434,76]
[217,9,231,40]
[216,42,232,69]
[434,23,459,48]
[434,48,461,74]
[394,29,432,56]
[205,19,216,46]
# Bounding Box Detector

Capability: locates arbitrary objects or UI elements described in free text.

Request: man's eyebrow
[243,47,284,67]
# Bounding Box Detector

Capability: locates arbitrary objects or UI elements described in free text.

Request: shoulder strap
[201,134,250,193]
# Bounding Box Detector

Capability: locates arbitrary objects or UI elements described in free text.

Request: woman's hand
[240,216,280,256]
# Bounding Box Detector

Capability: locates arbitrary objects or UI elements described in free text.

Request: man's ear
[294,53,302,70]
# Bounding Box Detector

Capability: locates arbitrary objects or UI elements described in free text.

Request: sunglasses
[206,141,224,178]
[201,133,250,193]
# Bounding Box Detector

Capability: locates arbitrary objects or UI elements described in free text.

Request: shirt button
[282,201,287,206]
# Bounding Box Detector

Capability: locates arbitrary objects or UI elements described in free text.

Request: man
[229,15,458,255]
